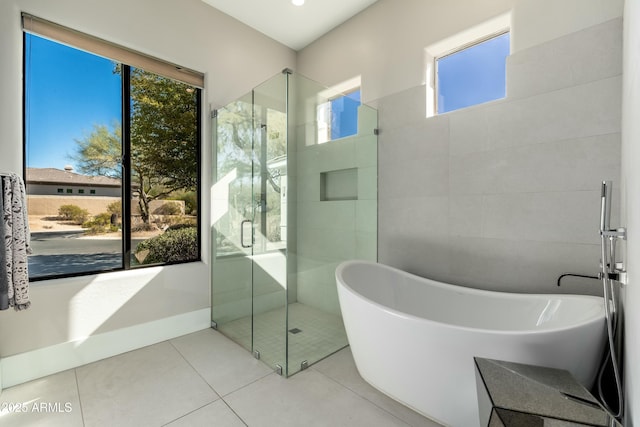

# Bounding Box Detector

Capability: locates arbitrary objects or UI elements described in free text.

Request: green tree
[71,67,198,224]
[70,123,122,178]
[130,68,198,223]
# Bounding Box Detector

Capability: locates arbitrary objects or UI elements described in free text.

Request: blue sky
[25,34,122,170]
[437,32,510,114]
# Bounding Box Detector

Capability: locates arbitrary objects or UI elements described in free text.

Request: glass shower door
[212,73,289,372]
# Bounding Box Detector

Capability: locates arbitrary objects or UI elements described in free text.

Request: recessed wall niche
[320,168,358,201]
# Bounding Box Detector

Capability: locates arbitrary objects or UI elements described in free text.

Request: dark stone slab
[474,357,620,427]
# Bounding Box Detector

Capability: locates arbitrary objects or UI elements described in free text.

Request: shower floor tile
[218,302,349,374]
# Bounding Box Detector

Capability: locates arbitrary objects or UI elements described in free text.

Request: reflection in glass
[129,68,199,267]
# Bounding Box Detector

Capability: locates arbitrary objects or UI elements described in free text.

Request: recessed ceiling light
[292,0,305,5]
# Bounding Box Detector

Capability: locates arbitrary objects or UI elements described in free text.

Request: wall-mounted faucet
[556,273,599,287]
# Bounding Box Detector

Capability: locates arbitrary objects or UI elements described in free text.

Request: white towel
[2,173,31,310]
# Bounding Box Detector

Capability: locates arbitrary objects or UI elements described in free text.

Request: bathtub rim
[336,260,606,336]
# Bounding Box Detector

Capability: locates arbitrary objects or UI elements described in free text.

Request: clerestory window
[435,31,510,114]
[317,89,361,144]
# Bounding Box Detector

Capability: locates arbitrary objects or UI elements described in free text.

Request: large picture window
[23,16,202,280]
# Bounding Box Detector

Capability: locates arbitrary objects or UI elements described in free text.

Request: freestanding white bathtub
[336,261,607,427]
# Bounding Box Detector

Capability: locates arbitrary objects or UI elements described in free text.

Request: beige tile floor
[0,329,443,427]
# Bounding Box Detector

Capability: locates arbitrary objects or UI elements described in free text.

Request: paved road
[29,231,146,278]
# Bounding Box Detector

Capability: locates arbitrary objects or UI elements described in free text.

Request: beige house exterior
[26,167,121,216]
[25,167,185,217]
[26,166,121,197]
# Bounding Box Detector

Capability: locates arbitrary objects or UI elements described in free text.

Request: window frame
[434,29,510,115]
[23,28,203,282]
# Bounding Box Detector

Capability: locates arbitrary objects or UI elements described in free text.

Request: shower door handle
[241,220,253,248]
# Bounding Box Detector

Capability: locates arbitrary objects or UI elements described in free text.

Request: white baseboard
[1,308,210,389]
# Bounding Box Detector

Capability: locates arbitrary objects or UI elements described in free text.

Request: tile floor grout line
[309,365,415,427]
[167,336,224,399]
[167,331,274,403]
[159,400,221,427]
[219,398,250,427]
[219,370,275,399]
[73,368,87,427]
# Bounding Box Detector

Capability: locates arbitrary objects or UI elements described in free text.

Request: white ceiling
[201,0,380,51]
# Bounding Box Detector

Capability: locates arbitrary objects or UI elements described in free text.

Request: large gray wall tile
[378,115,449,164]
[449,106,490,156]
[448,237,602,295]
[379,196,449,240]
[450,133,621,195]
[376,84,426,131]
[378,155,448,199]
[375,19,622,294]
[487,76,622,150]
[507,18,622,100]
[481,191,601,244]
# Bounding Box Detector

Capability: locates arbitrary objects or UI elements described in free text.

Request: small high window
[436,32,509,114]
[317,89,361,144]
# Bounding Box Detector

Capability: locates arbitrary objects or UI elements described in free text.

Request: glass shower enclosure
[211,70,377,376]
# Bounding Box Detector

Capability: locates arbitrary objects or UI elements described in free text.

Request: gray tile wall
[375,18,622,295]
[294,106,378,314]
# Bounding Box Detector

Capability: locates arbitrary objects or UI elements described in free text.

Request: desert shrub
[169,191,197,215]
[82,212,119,234]
[58,204,89,224]
[134,226,197,264]
[153,201,182,215]
[182,192,197,215]
[131,222,160,233]
[165,221,197,232]
[107,200,122,217]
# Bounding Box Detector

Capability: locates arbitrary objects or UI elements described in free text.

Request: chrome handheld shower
[597,180,625,421]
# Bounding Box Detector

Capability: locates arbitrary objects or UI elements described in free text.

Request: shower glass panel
[211,92,254,353]
[212,70,377,377]
[250,75,288,371]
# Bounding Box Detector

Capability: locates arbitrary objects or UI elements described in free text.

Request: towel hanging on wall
[1,173,32,310]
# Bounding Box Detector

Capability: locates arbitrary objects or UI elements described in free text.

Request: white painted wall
[622,0,640,424]
[298,0,624,103]
[0,0,295,383]
[298,0,514,103]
